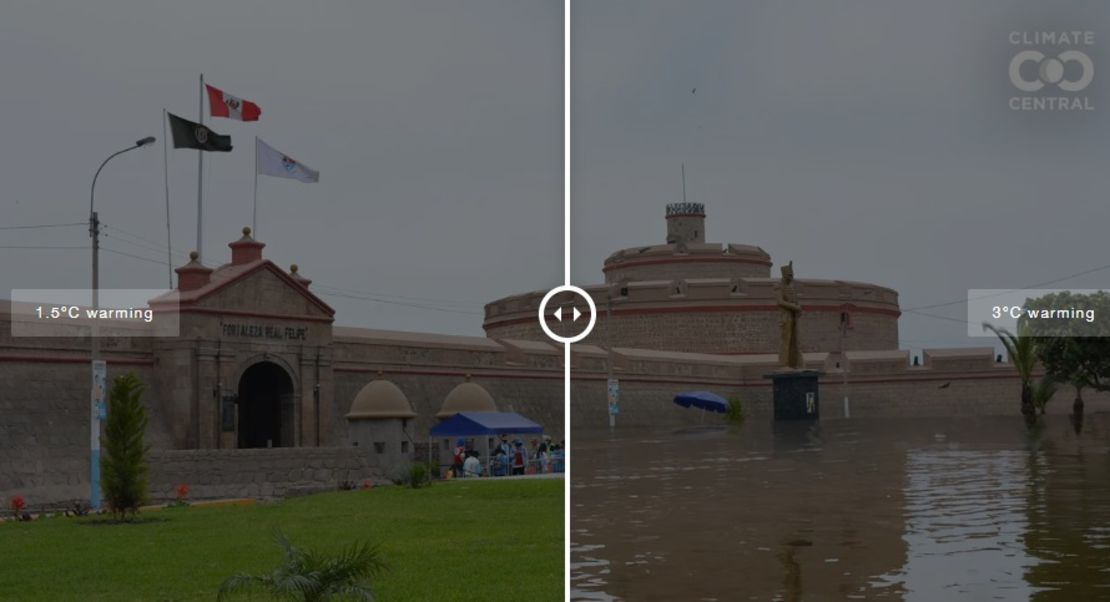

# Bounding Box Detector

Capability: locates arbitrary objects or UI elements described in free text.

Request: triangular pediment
[189,261,334,320]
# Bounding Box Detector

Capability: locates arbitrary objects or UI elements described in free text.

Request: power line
[902,309,972,325]
[103,231,187,260]
[0,244,85,249]
[101,226,485,312]
[102,224,188,257]
[42,234,484,317]
[314,282,486,307]
[91,245,484,317]
[315,287,484,316]
[102,246,170,266]
[0,222,85,231]
[902,261,1110,312]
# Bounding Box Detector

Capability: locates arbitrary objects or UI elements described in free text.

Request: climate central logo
[1008,31,1095,111]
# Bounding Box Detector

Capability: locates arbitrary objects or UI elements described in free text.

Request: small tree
[100,372,150,520]
[218,531,386,601]
[726,396,746,424]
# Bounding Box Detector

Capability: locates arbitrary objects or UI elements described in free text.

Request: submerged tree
[1033,338,1105,434]
[100,372,150,520]
[1031,377,1058,416]
[983,323,1038,428]
[1023,291,1110,434]
[218,531,386,601]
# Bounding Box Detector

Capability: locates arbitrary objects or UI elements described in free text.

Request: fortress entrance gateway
[148,228,337,451]
[237,361,295,448]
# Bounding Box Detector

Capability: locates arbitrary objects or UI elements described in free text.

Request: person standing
[551,443,565,473]
[463,450,482,478]
[536,437,550,473]
[451,438,466,478]
[511,439,527,476]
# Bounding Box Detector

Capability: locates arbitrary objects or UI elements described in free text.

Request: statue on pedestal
[776,261,803,369]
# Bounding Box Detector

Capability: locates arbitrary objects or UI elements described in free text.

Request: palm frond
[219,531,384,601]
[217,574,268,601]
[983,322,1037,382]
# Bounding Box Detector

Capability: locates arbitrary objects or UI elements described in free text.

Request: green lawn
[0,479,563,601]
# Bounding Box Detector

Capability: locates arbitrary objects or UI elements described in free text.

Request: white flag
[256,138,319,183]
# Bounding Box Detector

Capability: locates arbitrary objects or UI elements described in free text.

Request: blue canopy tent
[430,412,543,437]
[673,391,729,422]
[429,412,544,477]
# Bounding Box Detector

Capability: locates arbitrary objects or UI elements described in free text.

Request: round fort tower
[483,204,901,355]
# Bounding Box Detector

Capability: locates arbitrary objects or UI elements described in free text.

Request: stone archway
[237,361,295,448]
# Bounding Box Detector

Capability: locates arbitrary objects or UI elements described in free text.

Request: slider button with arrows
[553,306,582,323]
[536,285,597,344]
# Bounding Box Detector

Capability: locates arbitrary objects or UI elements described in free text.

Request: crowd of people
[449,434,565,478]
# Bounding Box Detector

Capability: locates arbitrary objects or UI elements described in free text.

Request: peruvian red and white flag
[205,84,261,121]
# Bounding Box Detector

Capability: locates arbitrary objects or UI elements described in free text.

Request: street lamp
[88,136,155,510]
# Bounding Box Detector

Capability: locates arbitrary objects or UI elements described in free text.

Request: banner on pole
[607,377,620,416]
[92,360,108,420]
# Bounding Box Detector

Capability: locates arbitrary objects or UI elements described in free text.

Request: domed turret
[347,378,416,419]
[346,374,416,476]
[437,376,496,418]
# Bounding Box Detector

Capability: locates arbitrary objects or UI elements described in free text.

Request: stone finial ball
[290,264,299,274]
[242,226,252,236]
[189,251,199,260]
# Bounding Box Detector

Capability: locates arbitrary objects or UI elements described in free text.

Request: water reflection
[571,415,1110,601]
[872,450,1036,600]
[1024,422,1110,601]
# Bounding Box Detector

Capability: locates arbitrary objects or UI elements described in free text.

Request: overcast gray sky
[0,0,563,336]
[4,1,1109,350]
[572,0,1110,351]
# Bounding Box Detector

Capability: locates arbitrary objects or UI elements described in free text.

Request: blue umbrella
[673,391,729,414]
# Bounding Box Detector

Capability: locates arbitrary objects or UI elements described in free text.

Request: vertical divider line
[563,0,572,599]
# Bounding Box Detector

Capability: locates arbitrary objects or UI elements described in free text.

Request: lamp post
[88,136,155,510]
[605,293,617,429]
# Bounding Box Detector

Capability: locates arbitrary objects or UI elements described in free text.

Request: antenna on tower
[681,162,687,204]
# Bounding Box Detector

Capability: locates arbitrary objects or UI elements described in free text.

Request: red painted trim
[567,370,1025,387]
[484,303,901,329]
[164,306,335,323]
[603,255,771,272]
[335,366,562,381]
[0,353,154,366]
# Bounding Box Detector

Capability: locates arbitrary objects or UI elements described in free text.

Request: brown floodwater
[571,414,1110,601]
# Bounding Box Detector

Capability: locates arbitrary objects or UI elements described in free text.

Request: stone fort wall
[5,309,1102,507]
[148,447,377,502]
[330,328,566,443]
[0,317,570,506]
[568,345,1110,430]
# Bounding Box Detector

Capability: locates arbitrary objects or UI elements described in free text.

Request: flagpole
[196,73,204,261]
[162,108,173,288]
[253,136,259,236]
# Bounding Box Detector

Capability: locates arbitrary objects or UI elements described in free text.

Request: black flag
[167,112,232,152]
